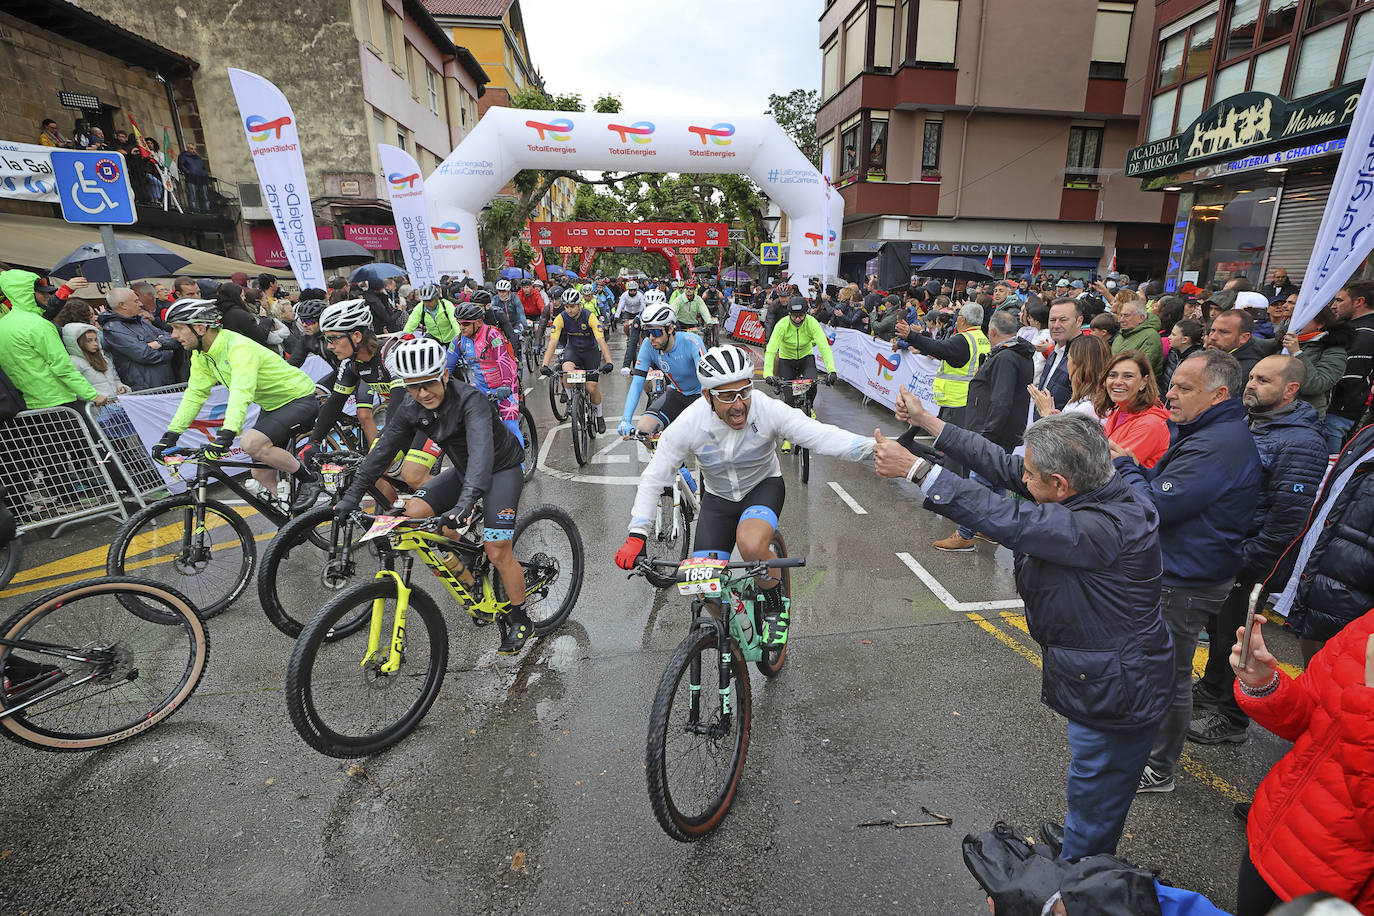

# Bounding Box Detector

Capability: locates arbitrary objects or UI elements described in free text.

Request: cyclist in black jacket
[334,337,533,655]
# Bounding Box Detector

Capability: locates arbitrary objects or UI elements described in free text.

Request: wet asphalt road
[0,331,1302,915]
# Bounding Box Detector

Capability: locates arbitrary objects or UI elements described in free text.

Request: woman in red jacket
[1093,350,1171,468]
[1229,609,1374,915]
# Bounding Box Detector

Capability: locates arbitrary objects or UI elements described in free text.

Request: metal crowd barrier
[0,405,128,537]
[86,383,188,508]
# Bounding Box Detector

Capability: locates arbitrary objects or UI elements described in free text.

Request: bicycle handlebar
[632,555,805,576]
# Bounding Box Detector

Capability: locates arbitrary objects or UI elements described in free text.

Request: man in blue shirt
[617,301,706,436]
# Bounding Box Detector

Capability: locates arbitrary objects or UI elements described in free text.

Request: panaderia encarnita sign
[1126,82,1364,177]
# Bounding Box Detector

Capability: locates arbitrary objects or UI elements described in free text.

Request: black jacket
[966,336,1034,450]
[1230,338,1265,381]
[923,423,1174,733]
[218,302,270,346]
[906,328,973,367]
[344,378,523,519]
[1242,400,1329,583]
[1328,312,1374,422]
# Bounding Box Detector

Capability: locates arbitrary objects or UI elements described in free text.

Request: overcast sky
[520,0,821,116]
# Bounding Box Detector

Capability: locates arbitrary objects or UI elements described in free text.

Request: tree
[766,89,820,170]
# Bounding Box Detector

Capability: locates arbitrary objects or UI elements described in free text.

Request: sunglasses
[644,327,669,339]
[711,387,752,404]
[403,377,445,393]
[458,320,481,328]
[323,333,351,343]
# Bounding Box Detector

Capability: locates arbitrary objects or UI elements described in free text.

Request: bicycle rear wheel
[107,494,255,621]
[642,487,690,589]
[258,505,383,639]
[518,404,539,483]
[500,504,584,634]
[547,375,568,422]
[0,577,209,751]
[570,393,590,466]
[286,578,448,758]
[754,530,792,678]
[646,626,751,841]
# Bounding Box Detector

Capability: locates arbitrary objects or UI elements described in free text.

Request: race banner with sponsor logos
[828,328,938,414]
[426,109,842,287]
[378,143,438,285]
[530,221,727,248]
[0,141,58,202]
[730,306,765,344]
[228,68,325,289]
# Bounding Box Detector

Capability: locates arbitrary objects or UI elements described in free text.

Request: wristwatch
[906,457,933,486]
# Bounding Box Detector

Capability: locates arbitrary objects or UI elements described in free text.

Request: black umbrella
[915,255,995,282]
[318,238,373,268]
[51,239,190,282]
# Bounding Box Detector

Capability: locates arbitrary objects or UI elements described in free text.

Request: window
[1185,16,1216,78]
[373,111,387,148]
[822,137,836,177]
[899,0,911,62]
[1292,23,1344,95]
[1251,44,1288,92]
[396,127,408,151]
[1177,78,1207,129]
[353,0,372,43]
[840,114,861,175]
[914,0,958,63]
[1308,0,1354,28]
[1344,10,1374,82]
[1157,31,1187,87]
[427,68,440,115]
[1147,88,1178,140]
[1066,125,1104,173]
[867,114,888,176]
[874,1,896,71]
[382,10,395,65]
[822,36,839,97]
[843,5,866,83]
[1262,0,1299,42]
[1091,2,1134,73]
[921,117,943,178]
[1223,0,1261,59]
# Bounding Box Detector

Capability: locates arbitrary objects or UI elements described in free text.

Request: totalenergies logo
[245,114,292,141]
[388,171,420,190]
[875,351,901,381]
[607,121,655,144]
[688,123,735,146]
[430,222,461,240]
[526,118,574,141]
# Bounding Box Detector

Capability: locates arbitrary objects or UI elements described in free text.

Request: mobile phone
[1238,583,1264,670]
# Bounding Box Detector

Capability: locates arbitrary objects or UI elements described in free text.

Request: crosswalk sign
[760,243,781,265]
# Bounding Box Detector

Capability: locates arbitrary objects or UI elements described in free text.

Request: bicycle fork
[363,565,412,675]
[687,610,733,737]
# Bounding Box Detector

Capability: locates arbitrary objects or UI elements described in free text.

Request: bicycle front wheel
[502,504,584,634]
[646,626,751,841]
[0,577,209,751]
[570,393,590,466]
[258,505,383,639]
[107,494,255,620]
[547,375,568,422]
[642,487,689,589]
[286,578,448,758]
[519,404,539,483]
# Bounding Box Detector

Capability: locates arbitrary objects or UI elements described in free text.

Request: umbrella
[721,267,752,282]
[50,239,190,282]
[348,262,406,285]
[915,255,994,281]
[318,238,373,268]
[546,265,578,279]
[501,266,534,280]
[692,264,715,275]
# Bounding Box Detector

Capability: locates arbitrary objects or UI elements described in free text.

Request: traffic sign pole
[99,224,126,287]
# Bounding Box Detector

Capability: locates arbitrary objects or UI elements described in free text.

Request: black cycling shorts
[692,476,785,560]
[413,464,523,542]
[648,387,696,428]
[560,344,601,372]
[775,355,817,381]
[256,395,319,448]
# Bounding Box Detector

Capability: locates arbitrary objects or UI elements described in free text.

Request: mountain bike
[546,352,569,422]
[558,368,603,467]
[285,504,584,758]
[767,376,825,485]
[625,432,696,588]
[0,577,209,751]
[486,389,538,485]
[522,322,543,375]
[632,533,802,841]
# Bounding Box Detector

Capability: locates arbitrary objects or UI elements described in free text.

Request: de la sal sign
[1126,82,1364,178]
[529,221,729,250]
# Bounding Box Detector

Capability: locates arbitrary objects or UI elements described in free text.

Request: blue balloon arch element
[424,109,842,289]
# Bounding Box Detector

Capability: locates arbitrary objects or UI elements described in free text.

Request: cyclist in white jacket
[614,345,874,646]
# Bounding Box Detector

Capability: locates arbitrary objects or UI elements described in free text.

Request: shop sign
[1143,137,1346,188]
[1126,82,1363,177]
[250,223,334,268]
[344,223,400,250]
[911,241,1104,258]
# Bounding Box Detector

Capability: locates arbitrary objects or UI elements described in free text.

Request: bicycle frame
[165,453,292,527]
[0,637,113,719]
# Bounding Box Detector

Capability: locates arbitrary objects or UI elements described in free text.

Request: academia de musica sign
[1125,82,1364,178]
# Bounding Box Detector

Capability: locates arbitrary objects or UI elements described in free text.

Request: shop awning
[0,212,290,281]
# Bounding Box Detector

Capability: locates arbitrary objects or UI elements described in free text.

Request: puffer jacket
[925,423,1175,733]
[1242,400,1329,584]
[96,309,179,390]
[0,269,97,408]
[1270,422,1374,642]
[1111,311,1164,385]
[966,336,1034,451]
[62,323,123,397]
[1236,609,1374,911]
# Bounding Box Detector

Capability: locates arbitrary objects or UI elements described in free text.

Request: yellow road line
[968,613,1042,668]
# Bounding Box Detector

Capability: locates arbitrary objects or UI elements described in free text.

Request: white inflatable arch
[424,109,842,286]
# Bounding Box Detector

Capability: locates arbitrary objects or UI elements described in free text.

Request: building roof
[11,0,197,75]
[402,0,490,96]
[421,0,513,18]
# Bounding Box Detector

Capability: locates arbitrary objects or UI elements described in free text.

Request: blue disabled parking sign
[51,150,137,225]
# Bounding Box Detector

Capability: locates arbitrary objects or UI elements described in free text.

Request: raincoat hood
[0,270,42,315]
[62,322,100,357]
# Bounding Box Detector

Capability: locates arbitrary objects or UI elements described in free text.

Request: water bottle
[434,548,476,589]
[733,596,755,644]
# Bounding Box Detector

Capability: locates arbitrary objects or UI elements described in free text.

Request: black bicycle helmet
[454,301,485,322]
[470,289,493,306]
[295,298,326,321]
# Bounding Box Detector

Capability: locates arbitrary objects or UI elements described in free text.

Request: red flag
[1110,249,1117,273]
[1030,245,1042,277]
[716,247,725,273]
[683,250,696,274]
[1004,246,1012,277]
[529,244,549,284]
[503,247,515,267]
[984,248,993,271]
[560,248,570,269]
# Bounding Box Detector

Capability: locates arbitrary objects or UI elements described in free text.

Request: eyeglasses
[710,386,752,404]
[403,377,445,393]
[323,333,350,343]
[644,327,669,338]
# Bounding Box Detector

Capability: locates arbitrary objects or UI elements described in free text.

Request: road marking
[896,552,1023,613]
[590,453,630,465]
[827,482,867,515]
[968,613,1041,667]
[536,424,646,486]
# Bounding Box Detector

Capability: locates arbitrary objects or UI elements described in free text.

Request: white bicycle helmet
[641,304,677,328]
[581,283,596,297]
[561,287,582,305]
[390,336,448,380]
[319,298,374,333]
[643,289,668,306]
[534,279,545,288]
[495,279,512,292]
[416,283,440,301]
[626,280,639,291]
[165,298,221,327]
[697,345,754,390]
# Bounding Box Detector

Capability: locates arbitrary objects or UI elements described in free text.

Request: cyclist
[286,296,332,370]
[446,300,523,444]
[517,278,545,324]
[595,278,616,319]
[616,299,706,437]
[577,283,603,320]
[615,280,647,376]
[614,345,875,645]
[764,296,838,451]
[540,287,615,433]
[402,283,458,344]
[672,279,717,341]
[333,337,534,655]
[152,298,323,509]
[298,298,439,506]
[473,287,518,358]
[492,279,528,343]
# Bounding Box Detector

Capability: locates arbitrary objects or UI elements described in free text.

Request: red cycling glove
[614,535,646,570]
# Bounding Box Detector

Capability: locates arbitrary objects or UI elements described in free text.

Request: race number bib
[676,555,727,596]
[566,370,587,385]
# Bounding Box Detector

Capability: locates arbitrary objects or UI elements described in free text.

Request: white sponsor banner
[829,327,938,414]
[0,141,58,202]
[426,109,842,287]
[119,388,262,493]
[378,144,439,286]
[1290,55,1374,334]
[228,68,325,289]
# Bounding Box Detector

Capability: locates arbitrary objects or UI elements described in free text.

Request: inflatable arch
[424,109,843,286]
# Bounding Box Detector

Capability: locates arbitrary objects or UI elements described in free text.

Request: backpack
[0,364,27,420]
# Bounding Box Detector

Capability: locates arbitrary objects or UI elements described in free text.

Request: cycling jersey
[493,294,527,336]
[310,348,395,442]
[616,292,645,318]
[402,299,458,344]
[446,324,519,423]
[764,315,836,375]
[549,308,604,350]
[672,294,714,328]
[620,332,706,429]
[170,328,316,435]
[516,288,544,319]
[627,391,874,536]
